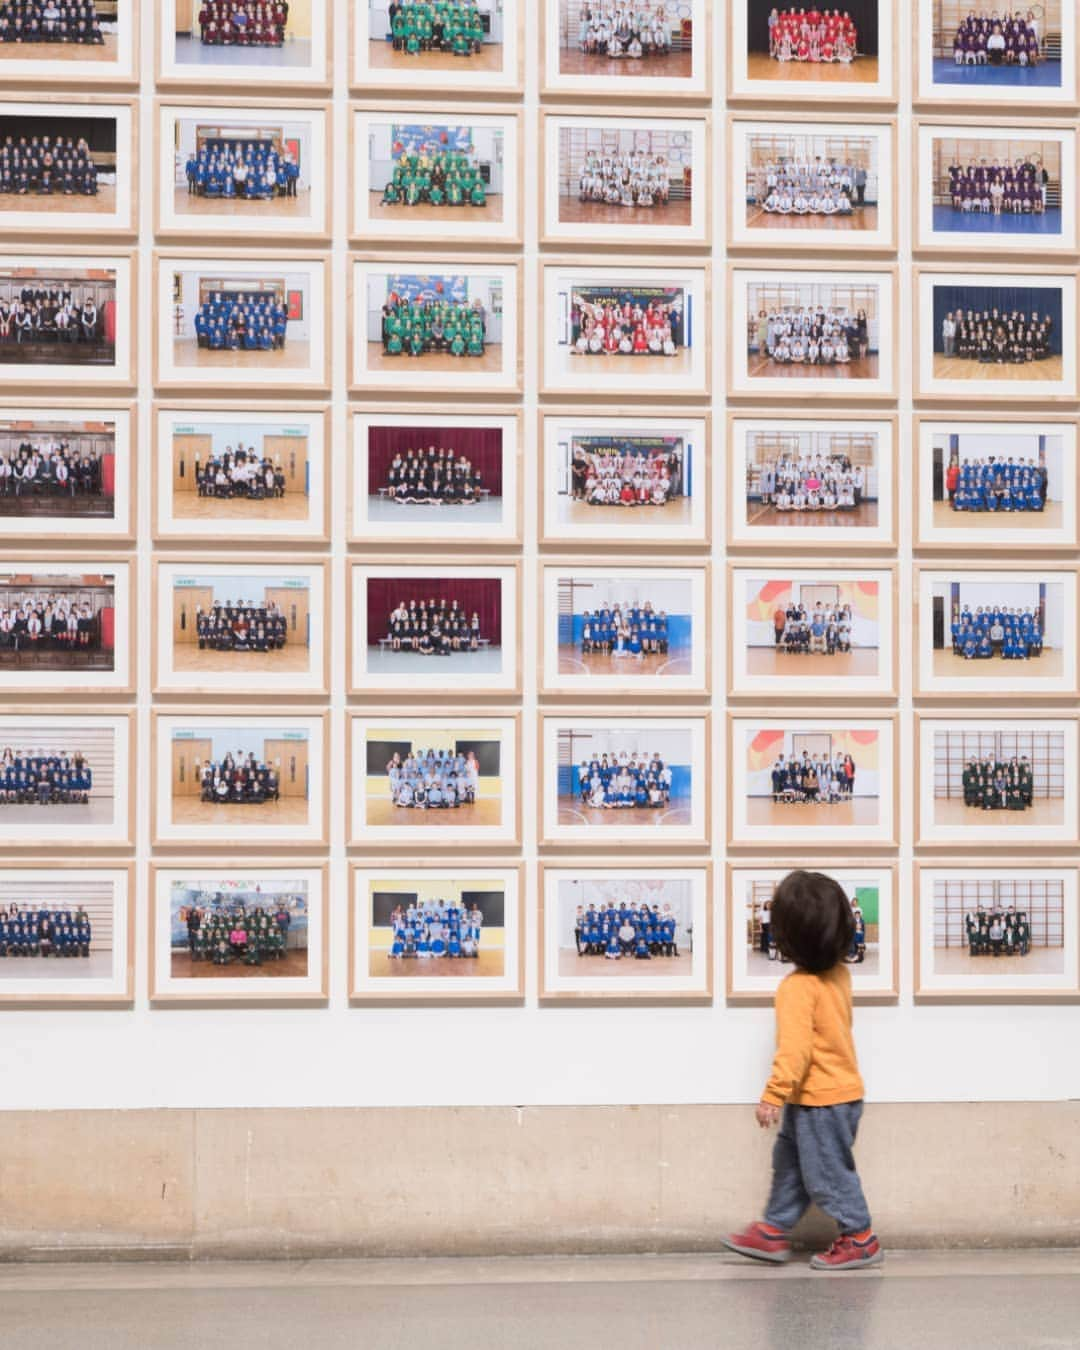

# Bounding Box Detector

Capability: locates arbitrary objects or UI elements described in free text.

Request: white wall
[953,580,1062,646]
[557,879,692,933]
[570,577,691,615]
[367,123,503,194]
[943,433,1063,500]
[571,727,692,764]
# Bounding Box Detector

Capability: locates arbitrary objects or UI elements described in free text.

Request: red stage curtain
[366,425,503,495]
[101,452,115,497]
[103,299,116,344]
[366,577,502,647]
[100,606,115,651]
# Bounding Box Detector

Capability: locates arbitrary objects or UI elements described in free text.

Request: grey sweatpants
[764,1100,872,1235]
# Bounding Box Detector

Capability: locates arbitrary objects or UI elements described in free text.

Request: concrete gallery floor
[5,1250,1079,1350]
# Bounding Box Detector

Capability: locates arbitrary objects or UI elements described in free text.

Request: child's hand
[755,1102,781,1129]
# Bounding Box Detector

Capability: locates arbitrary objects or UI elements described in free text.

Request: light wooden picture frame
[352,0,524,96]
[538,860,713,1004]
[0,0,139,88]
[157,0,332,91]
[726,861,899,1004]
[349,860,526,1004]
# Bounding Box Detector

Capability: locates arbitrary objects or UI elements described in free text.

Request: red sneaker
[721,1221,792,1264]
[810,1232,883,1271]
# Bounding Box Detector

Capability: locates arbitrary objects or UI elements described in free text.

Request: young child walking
[723,869,883,1271]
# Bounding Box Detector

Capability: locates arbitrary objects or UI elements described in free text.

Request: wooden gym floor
[745,52,880,85]
[0,186,116,217]
[931,944,1065,975]
[931,797,1065,828]
[0,798,115,827]
[170,797,310,827]
[745,205,878,232]
[745,947,880,979]
[746,797,880,827]
[746,354,879,381]
[363,796,503,829]
[557,496,694,529]
[0,34,118,63]
[747,647,879,678]
[367,40,503,73]
[932,649,1065,679]
[173,340,312,371]
[172,644,311,674]
[933,355,1064,382]
[557,800,693,828]
[567,348,694,377]
[369,191,503,225]
[170,948,308,979]
[932,500,1064,532]
[745,501,878,530]
[558,647,692,678]
[365,341,503,375]
[558,948,692,977]
[173,493,310,523]
[558,196,692,228]
[368,949,504,978]
[173,188,310,219]
[558,48,693,79]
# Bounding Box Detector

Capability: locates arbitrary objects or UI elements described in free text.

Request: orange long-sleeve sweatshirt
[761,963,865,1108]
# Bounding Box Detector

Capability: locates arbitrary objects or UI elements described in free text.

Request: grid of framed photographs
[2,0,1077,1039]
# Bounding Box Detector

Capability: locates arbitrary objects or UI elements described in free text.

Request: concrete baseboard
[1,1104,1077,1260]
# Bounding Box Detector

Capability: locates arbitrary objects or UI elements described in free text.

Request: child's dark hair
[769,870,855,974]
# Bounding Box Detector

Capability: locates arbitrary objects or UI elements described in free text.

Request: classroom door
[263,435,308,493]
[265,588,309,646]
[172,738,212,797]
[173,434,212,494]
[175,0,194,32]
[173,586,214,645]
[264,740,309,798]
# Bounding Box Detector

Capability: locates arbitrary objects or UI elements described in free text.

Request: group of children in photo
[767,7,859,62]
[382,446,485,505]
[198,1,289,47]
[754,451,865,513]
[198,754,280,805]
[384,598,483,656]
[757,305,868,366]
[0,135,98,197]
[0,749,92,805]
[772,601,855,656]
[576,752,673,811]
[579,602,670,660]
[945,455,1047,513]
[573,900,681,961]
[183,898,293,967]
[380,295,486,359]
[755,157,863,217]
[0,595,100,654]
[194,447,286,500]
[575,2,674,61]
[949,605,1044,660]
[963,905,1032,956]
[769,752,857,803]
[195,600,288,655]
[946,159,1048,215]
[952,10,1041,65]
[571,443,680,509]
[0,2,104,45]
[941,308,1054,364]
[960,755,1036,812]
[0,288,99,346]
[386,1,485,56]
[0,905,92,958]
[184,139,298,202]
[385,747,482,811]
[387,898,485,960]
[0,438,104,499]
[193,292,288,354]
[576,149,672,211]
[381,144,487,210]
[571,294,681,358]
[757,893,866,964]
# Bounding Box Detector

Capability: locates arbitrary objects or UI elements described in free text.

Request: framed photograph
[0,711,134,850]
[540,260,710,398]
[727,862,898,1002]
[914,565,1079,698]
[0,98,135,238]
[540,110,709,248]
[154,252,329,393]
[914,415,1078,551]
[153,403,329,546]
[538,862,712,1003]
[916,0,1077,109]
[729,0,896,104]
[728,264,898,400]
[539,710,710,850]
[540,410,710,550]
[539,561,709,698]
[352,106,520,247]
[728,712,899,850]
[348,560,520,699]
[0,863,133,1006]
[349,862,524,1003]
[0,402,134,543]
[916,712,1079,846]
[541,0,710,99]
[727,413,897,551]
[914,119,1078,255]
[0,0,137,88]
[915,862,1080,1001]
[728,114,897,253]
[0,557,132,696]
[152,709,328,849]
[348,712,521,849]
[149,861,328,1005]
[350,256,521,397]
[158,0,330,90]
[0,250,134,390]
[152,558,328,698]
[353,0,523,96]
[729,564,898,701]
[350,408,520,550]
[156,100,330,243]
[914,265,1077,401]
